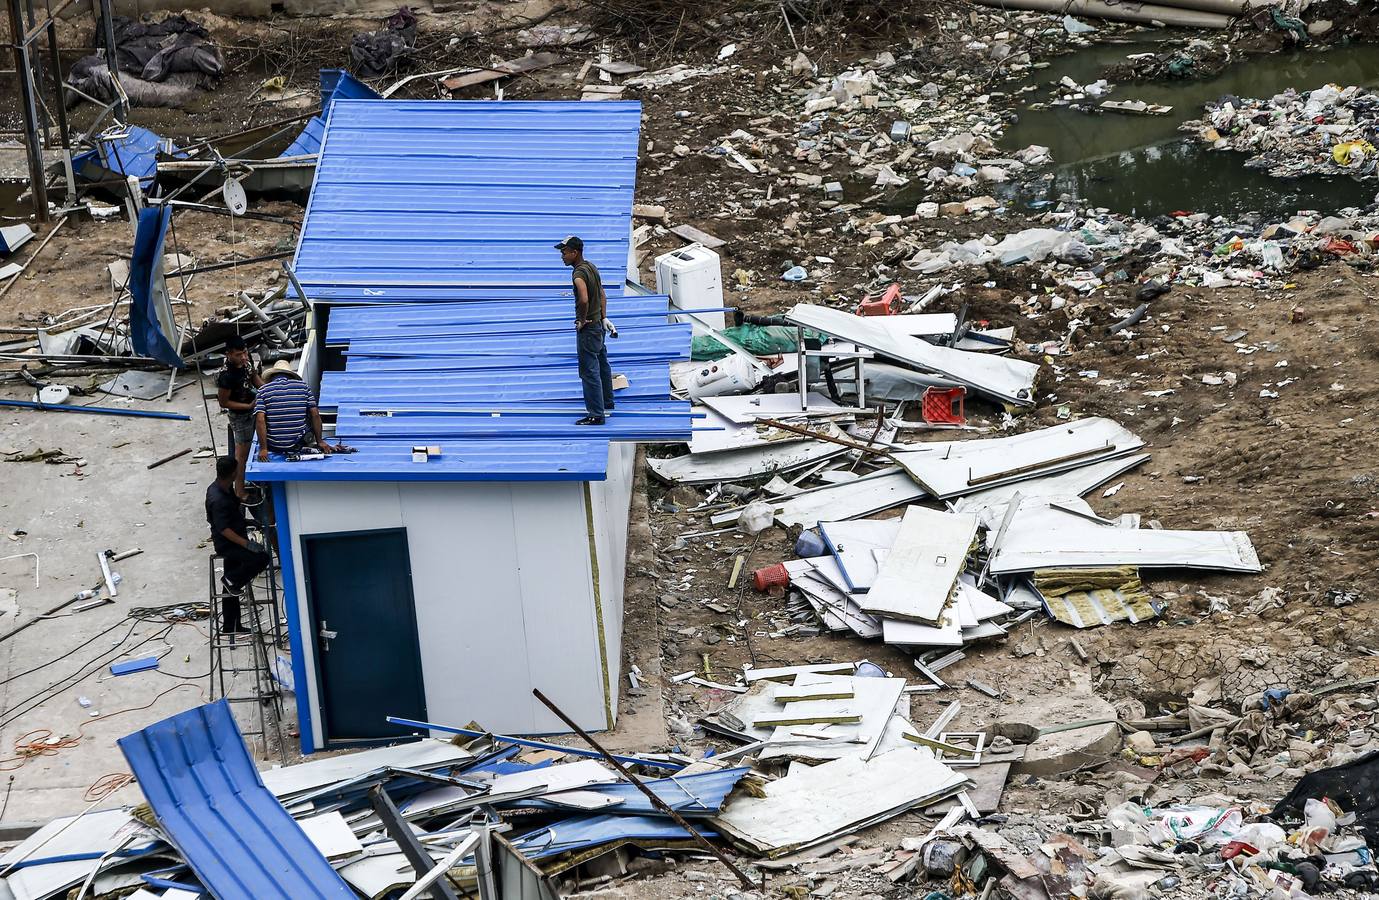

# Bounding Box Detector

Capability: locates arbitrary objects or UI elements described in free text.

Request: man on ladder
[206,456,269,637]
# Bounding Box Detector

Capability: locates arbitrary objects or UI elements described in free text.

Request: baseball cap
[554,235,583,251]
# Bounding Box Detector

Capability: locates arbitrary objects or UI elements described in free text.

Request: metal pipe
[45,20,70,160]
[0,398,191,419]
[20,0,77,45]
[384,715,685,771]
[972,0,1233,27]
[95,0,122,123]
[7,0,47,222]
[239,292,292,346]
[531,688,760,892]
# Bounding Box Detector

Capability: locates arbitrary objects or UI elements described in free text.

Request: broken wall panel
[987,502,1262,574]
[892,418,1144,500]
[785,304,1039,406]
[861,506,979,624]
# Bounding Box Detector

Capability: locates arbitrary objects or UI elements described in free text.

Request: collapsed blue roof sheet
[510,815,714,860]
[117,700,355,900]
[292,100,642,301]
[282,70,381,158]
[506,766,750,818]
[73,126,183,187]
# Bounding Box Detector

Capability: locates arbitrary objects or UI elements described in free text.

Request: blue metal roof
[248,99,690,485]
[318,361,671,408]
[292,100,641,301]
[117,700,356,900]
[247,438,609,483]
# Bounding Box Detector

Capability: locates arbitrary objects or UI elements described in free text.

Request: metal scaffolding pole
[6,0,48,221]
[96,0,123,123]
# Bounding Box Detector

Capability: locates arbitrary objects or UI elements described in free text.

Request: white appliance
[655,244,726,331]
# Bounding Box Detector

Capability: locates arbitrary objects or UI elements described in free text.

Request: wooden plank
[596,61,646,75]
[860,506,978,624]
[441,52,565,91]
[743,662,854,684]
[670,223,726,249]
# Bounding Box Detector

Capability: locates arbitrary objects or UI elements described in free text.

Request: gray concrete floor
[0,375,292,824]
[0,372,671,827]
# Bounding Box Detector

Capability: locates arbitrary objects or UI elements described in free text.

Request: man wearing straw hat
[253,360,340,461]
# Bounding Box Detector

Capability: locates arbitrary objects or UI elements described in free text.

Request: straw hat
[263,359,300,380]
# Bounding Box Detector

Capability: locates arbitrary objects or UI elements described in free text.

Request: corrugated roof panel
[281,115,325,158]
[342,324,690,360]
[248,439,608,483]
[336,403,696,442]
[117,700,356,899]
[292,100,641,299]
[326,299,674,343]
[318,362,672,408]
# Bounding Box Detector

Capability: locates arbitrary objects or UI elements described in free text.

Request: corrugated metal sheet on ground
[116,700,356,900]
[292,100,642,299]
[508,815,712,860]
[282,70,381,158]
[504,766,750,817]
[73,126,183,187]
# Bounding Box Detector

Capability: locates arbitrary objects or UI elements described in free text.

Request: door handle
[319,619,338,650]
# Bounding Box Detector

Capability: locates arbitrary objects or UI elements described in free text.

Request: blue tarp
[128,207,183,368]
[117,700,356,900]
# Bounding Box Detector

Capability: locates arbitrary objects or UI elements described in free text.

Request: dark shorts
[228,411,255,446]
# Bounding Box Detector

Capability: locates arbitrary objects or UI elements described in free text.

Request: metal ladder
[207,530,286,761]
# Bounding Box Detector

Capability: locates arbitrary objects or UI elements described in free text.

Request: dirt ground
[0,1,1377,896]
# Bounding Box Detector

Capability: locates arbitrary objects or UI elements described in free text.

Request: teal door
[301,528,427,744]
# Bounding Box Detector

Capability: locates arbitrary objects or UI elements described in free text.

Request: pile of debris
[67,14,225,109]
[1184,83,1379,180]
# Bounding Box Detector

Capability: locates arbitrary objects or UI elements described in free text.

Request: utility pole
[6,0,47,222]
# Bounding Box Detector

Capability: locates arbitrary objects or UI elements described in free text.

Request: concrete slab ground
[0,377,287,824]
[0,375,674,828]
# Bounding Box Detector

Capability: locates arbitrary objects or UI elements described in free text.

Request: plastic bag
[736,500,774,535]
[1300,798,1337,852]
[1150,805,1243,848]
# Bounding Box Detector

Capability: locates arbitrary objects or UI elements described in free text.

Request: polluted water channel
[965,37,1378,219]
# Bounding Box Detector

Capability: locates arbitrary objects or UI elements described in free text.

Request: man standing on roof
[557,235,615,426]
[215,336,262,500]
[254,360,340,461]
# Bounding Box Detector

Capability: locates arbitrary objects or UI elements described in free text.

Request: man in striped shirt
[254,360,337,461]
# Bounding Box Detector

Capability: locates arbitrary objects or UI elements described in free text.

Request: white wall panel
[288,478,616,742]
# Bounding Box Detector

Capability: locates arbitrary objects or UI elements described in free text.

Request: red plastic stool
[921,387,966,425]
[752,563,790,592]
[857,283,901,317]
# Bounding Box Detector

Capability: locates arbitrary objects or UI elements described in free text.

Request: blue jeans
[577,324,614,417]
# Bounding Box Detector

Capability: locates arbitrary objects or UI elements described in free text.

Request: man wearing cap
[215,335,261,500]
[253,360,339,461]
[556,235,615,426]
